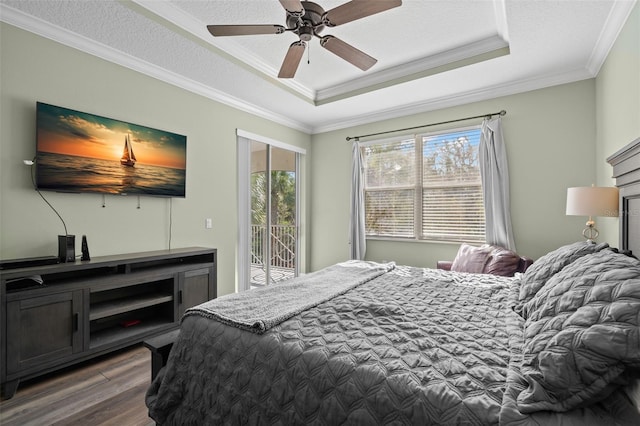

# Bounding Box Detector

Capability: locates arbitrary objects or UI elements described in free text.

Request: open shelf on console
[89,279,174,319]
[89,278,175,349]
[1,247,217,399]
[90,317,175,349]
[90,293,174,320]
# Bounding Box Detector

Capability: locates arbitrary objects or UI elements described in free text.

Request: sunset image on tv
[35,102,187,197]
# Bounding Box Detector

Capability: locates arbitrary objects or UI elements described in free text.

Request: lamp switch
[205,218,212,229]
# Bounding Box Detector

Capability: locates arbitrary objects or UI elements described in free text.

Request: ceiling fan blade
[320,35,377,71]
[323,0,402,27]
[207,24,285,37]
[278,41,306,78]
[279,0,305,17]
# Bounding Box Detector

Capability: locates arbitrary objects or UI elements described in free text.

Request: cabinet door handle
[178,290,183,304]
[73,313,79,332]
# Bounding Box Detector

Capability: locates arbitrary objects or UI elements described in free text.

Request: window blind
[363,127,485,242]
[363,139,415,237]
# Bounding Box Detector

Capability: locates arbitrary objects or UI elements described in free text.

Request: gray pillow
[517,249,640,413]
[515,241,608,318]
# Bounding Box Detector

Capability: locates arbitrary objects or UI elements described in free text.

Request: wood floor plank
[2,345,147,411]
[29,360,149,424]
[0,373,109,424]
[0,345,154,426]
[51,381,152,426]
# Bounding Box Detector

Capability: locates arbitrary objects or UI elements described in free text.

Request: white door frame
[236,129,305,291]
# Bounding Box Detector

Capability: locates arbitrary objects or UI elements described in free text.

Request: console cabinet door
[177,267,214,317]
[6,290,83,374]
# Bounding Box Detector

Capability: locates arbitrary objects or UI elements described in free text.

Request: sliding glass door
[250,142,298,287]
[237,131,303,291]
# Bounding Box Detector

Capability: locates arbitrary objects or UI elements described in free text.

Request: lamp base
[582,221,599,242]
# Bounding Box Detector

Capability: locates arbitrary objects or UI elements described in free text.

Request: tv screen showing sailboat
[35,102,187,198]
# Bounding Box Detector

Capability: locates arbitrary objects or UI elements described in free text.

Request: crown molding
[315,36,509,104]
[586,0,637,75]
[493,0,510,42]
[310,67,594,134]
[0,3,312,134]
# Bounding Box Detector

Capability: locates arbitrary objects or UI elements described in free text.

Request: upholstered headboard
[607,136,640,412]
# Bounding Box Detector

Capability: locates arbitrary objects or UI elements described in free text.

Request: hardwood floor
[0,344,154,426]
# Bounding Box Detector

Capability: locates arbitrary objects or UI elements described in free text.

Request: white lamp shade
[566,186,619,217]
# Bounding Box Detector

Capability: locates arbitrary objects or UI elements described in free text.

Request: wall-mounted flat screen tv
[35,102,187,197]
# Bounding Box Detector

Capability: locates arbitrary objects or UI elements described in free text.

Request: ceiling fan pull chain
[307,42,311,65]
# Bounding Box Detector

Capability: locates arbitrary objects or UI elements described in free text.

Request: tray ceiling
[0,0,636,133]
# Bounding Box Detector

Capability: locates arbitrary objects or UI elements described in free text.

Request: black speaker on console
[58,235,75,263]
[81,235,90,261]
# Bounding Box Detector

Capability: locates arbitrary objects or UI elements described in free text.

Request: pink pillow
[451,244,492,274]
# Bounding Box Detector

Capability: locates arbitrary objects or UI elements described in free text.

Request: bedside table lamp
[566,185,619,241]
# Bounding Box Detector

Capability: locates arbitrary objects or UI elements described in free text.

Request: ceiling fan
[207,0,402,78]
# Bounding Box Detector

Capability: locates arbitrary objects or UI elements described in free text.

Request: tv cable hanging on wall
[26,157,68,236]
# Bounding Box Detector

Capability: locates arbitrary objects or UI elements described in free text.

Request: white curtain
[349,140,366,260]
[479,117,517,251]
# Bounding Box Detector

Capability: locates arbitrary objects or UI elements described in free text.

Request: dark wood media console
[0,247,217,399]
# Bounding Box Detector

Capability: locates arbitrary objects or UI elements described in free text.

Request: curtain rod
[345,110,506,142]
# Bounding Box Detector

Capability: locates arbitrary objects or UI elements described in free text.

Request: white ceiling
[0,0,636,134]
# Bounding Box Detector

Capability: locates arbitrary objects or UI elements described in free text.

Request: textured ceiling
[0,0,636,133]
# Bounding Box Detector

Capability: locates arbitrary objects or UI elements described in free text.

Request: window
[363,126,485,243]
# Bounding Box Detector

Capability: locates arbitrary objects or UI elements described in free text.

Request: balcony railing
[251,224,296,286]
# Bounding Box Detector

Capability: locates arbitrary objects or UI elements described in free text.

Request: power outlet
[205,218,213,229]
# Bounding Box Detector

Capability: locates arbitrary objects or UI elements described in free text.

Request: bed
[146,137,640,425]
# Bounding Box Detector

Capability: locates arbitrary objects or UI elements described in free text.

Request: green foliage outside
[251,171,296,226]
[251,171,297,271]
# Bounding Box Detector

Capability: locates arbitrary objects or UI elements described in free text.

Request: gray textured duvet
[146,258,640,425]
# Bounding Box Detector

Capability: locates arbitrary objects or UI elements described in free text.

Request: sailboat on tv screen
[120,133,136,167]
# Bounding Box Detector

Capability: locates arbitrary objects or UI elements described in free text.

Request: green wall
[0,23,312,296]
[595,2,640,245]
[2,3,637,291]
[310,81,599,270]
[310,4,640,271]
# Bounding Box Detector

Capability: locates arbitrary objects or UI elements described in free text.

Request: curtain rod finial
[499,110,506,116]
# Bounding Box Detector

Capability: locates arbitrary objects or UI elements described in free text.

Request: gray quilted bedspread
[185,260,395,334]
[146,264,638,425]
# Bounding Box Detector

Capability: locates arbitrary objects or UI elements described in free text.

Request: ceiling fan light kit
[207,0,402,78]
